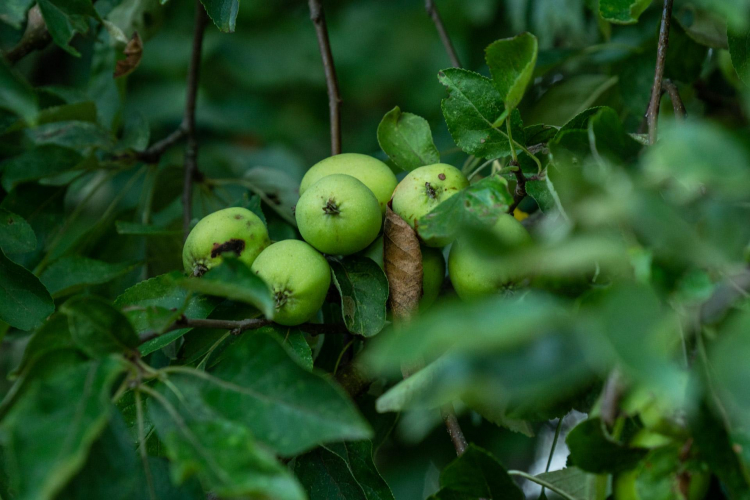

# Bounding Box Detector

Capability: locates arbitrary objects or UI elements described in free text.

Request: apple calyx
[424,182,437,199]
[323,198,340,216]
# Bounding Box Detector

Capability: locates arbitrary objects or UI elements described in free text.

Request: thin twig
[645,0,675,145]
[425,0,461,68]
[138,315,350,345]
[182,0,209,240]
[2,6,52,64]
[308,0,342,155]
[441,404,468,455]
[507,161,527,215]
[662,79,686,120]
[135,126,188,163]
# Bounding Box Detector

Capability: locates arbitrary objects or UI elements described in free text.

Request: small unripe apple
[448,214,531,300]
[296,174,382,256]
[362,236,445,310]
[183,207,270,277]
[391,163,469,247]
[300,153,397,215]
[251,239,331,326]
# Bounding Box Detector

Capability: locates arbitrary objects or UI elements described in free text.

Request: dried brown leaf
[384,203,422,322]
[114,32,143,79]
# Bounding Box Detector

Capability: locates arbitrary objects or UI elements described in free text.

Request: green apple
[296,174,382,256]
[362,236,445,310]
[183,207,270,277]
[391,163,469,247]
[251,239,331,326]
[300,153,397,215]
[448,214,531,300]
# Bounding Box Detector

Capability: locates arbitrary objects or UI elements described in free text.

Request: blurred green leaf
[430,444,524,500]
[151,332,371,456]
[0,60,38,126]
[416,176,513,245]
[439,68,523,160]
[0,145,84,192]
[588,107,642,165]
[536,467,600,500]
[179,257,274,319]
[0,354,125,500]
[61,295,139,358]
[377,106,439,171]
[598,0,651,24]
[728,29,750,87]
[150,405,305,499]
[37,0,100,57]
[0,0,34,29]
[330,256,389,338]
[40,256,137,297]
[24,121,114,150]
[0,208,36,254]
[9,314,74,378]
[294,447,369,500]
[674,4,728,49]
[566,418,648,473]
[526,76,617,127]
[278,326,314,371]
[485,32,538,111]
[115,221,182,236]
[114,271,219,355]
[0,248,54,331]
[200,0,238,33]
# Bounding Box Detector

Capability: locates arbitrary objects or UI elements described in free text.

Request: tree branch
[309,0,342,156]
[645,0,675,145]
[425,0,461,68]
[441,404,468,455]
[2,6,51,65]
[182,0,209,240]
[663,79,686,120]
[507,160,527,214]
[135,126,188,163]
[138,315,351,345]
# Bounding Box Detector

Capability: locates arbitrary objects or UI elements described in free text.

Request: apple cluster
[182,153,532,326]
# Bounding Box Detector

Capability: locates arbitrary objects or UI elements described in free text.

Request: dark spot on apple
[211,238,245,258]
[234,214,243,220]
[438,173,446,180]
[424,182,437,199]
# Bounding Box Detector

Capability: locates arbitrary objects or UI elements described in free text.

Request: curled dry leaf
[114,32,143,79]
[383,203,422,322]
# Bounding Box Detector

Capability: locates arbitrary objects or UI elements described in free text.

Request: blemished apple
[296,174,382,256]
[182,207,270,277]
[251,239,331,326]
[391,163,469,247]
[448,214,531,300]
[300,153,397,215]
[362,236,445,310]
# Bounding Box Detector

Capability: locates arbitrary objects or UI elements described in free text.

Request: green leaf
[0,145,83,192]
[115,221,182,236]
[199,0,239,33]
[587,107,642,165]
[728,29,750,87]
[0,59,38,126]
[0,354,126,500]
[0,0,34,29]
[61,295,139,358]
[151,332,371,456]
[675,4,728,49]
[566,418,648,473]
[535,467,600,500]
[0,208,36,254]
[526,76,617,128]
[556,107,608,138]
[376,356,451,413]
[324,441,395,500]
[37,0,99,57]
[149,405,305,499]
[0,248,54,331]
[294,447,368,500]
[9,314,74,378]
[179,257,274,319]
[40,256,137,297]
[114,271,219,356]
[329,256,389,338]
[485,32,538,111]
[377,106,440,171]
[415,176,513,245]
[60,413,204,500]
[439,68,521,160]
[599,0,653,24]
[24,121,114,150]
[430,444,524,500]
[278,326,314,371]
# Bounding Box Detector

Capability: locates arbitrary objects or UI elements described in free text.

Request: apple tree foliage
[1,0,750,499]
